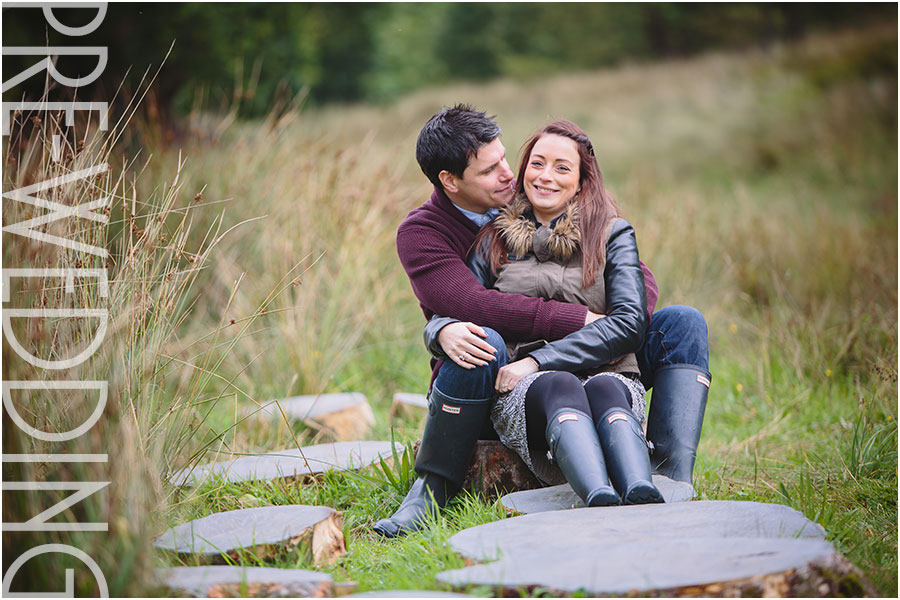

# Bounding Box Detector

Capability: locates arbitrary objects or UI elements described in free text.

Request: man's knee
[656,306,707,344]
[645,305,710,374]
[433,327,507,402]
[657,305,706,332]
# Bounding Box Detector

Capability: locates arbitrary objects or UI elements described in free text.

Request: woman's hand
[496,357,539,394]
[438,322,497,369]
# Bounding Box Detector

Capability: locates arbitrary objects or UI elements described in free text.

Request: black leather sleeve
[423,315,459,358]
[528,219,647,371]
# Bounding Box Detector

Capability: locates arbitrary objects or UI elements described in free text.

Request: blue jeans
[431,327,509,440]
[432,327,509,401]
[431,306,709,417]
[637,305,710,390]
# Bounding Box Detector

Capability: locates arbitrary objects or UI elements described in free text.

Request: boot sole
[587,488,622,507]
[372,518,403,538]
[624,482,665,505]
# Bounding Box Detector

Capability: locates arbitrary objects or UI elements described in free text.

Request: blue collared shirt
[452,203,499,228]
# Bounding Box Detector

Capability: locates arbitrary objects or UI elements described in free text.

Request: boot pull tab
[606,412,629,424]
[556,412,579,423]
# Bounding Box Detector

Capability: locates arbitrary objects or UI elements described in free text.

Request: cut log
[158,566,332,598]
[500,476,695,514]
[408,439,541,499]
[463,440,542,499]
[170,441,401,487]
[390,393,429,421]
[437,501,876,596]
[154,505,346,567]
[247,393,375,440]
[344,592,475,598]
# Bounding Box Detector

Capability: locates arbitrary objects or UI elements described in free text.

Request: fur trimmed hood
[494,194,581,260]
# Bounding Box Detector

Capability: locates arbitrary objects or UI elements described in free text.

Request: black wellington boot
[645,364,711,484]
[546,408,620,507]
[596,407,664,505]
[372,386,491,537]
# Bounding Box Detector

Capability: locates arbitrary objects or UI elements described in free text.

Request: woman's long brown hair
[474,120,620,288]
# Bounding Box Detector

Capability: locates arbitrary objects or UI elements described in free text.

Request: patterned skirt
[490,371,647,485]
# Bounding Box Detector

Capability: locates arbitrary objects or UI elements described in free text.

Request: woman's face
[523,134,581,224]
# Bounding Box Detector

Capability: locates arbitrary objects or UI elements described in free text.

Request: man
[373,105,710,538]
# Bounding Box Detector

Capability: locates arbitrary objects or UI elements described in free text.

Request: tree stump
[500,476,695,514]
[170,441,401,487]
[154,505,346,567]
[247,393,375,440]
[436,501,876,597]
[462,440,542,499]
[158,566,333,598]
[390,392,429,421]
[410,439,541,500]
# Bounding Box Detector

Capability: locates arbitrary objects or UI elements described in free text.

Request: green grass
[3,23,896,596]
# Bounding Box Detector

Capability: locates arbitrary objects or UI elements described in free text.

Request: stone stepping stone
[449,501,825,558]
[500,475,694,513]
[346,592,474,598]
[170,440,401,487]
[249,393,375,440]
[437,501,838,595]
[154,505,346,566]
[438,537,839,596]
[390,392,429,419]
[158,566,332,597]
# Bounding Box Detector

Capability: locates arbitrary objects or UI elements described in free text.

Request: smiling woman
[433,119,666,508]
[523,134,582,225]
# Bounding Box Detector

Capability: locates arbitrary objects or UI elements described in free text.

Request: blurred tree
[364,3,449,101]
[435,3,504,81]
[1,2,893,121]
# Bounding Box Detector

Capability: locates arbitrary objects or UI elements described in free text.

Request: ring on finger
[458,354,467,363]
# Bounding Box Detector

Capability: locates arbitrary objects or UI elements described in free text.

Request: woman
[425,120,663,507]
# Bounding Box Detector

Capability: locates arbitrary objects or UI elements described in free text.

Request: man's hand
[496,357,539,394]
[438,322,497,369]
[585,310,606,324]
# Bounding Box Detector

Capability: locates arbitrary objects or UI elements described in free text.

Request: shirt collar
[451,203,500,228]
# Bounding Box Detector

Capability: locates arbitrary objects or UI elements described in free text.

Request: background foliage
[2,3,895,115]
[1,4,897,597]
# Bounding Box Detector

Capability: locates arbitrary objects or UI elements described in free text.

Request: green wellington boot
[646,364,711,484]
[546,408,620,507]
[596,407,664,505]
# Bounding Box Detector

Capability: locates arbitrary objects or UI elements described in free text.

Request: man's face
[441,138,515,213]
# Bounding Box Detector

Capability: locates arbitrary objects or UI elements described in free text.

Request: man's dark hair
[415,104,501,188]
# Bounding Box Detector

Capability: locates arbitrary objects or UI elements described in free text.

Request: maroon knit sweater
[397,186,659,381]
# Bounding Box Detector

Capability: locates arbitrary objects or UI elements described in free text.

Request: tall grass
[3,23,896,595]
[1,105,276,593]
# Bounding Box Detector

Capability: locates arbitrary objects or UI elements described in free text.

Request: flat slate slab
[154,505,345,566]
[390,392,429,421]
[346,592,474,598]
[438,537,839,596]
[500,475,694,513]
[437,501,834,595]
[170,441,401,487]
[249,393,375,440]
[158,566,332,597]
[391,392,428,409]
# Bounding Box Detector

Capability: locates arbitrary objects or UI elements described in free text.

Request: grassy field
[2,24,896,596]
